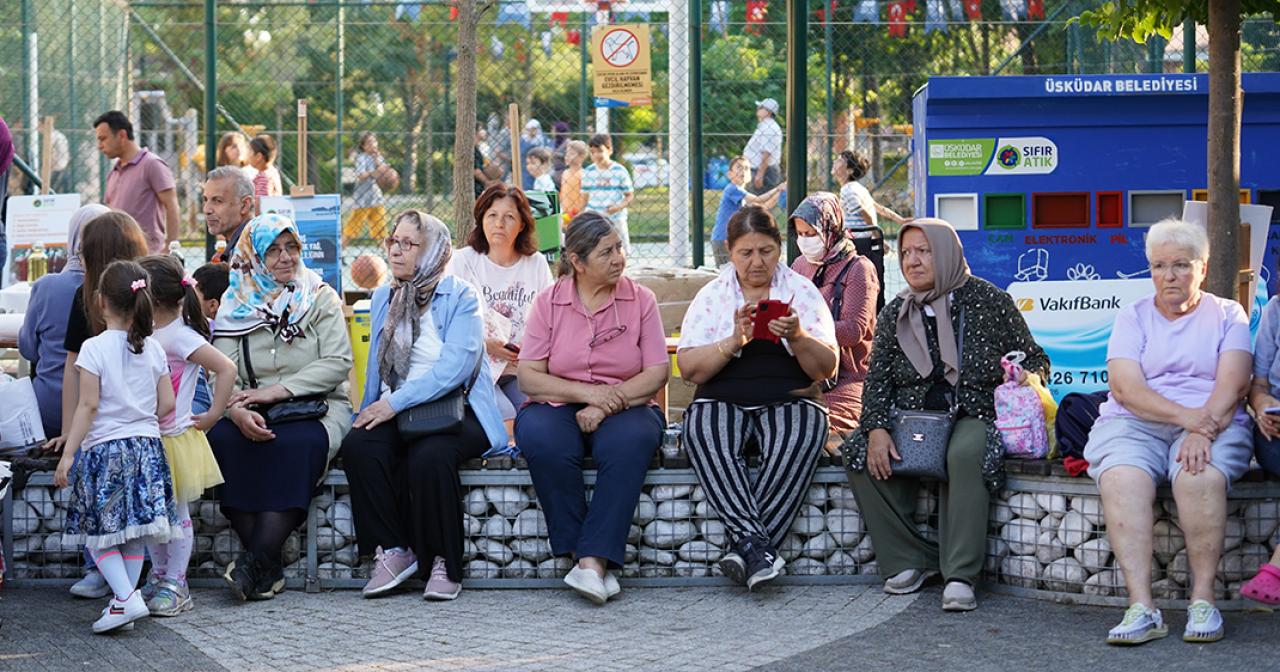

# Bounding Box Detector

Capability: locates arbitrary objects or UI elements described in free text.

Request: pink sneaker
[423,557,461,601]
[362,546,418,598]
[1241,563,1280,605]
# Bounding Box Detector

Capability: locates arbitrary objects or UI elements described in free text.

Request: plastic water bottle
[26,243,47,283]
[213,239,228,264]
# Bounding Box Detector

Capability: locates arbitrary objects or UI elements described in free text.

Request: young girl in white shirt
[138,255,238,616]
[54,260,179,634]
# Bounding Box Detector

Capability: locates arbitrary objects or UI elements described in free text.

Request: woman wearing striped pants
[676,206,839,590]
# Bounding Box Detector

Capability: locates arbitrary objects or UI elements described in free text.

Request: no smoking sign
[591,24,652,108]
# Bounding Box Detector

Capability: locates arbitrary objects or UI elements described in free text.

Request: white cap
[525,119,542,130]
[756,98,780,115]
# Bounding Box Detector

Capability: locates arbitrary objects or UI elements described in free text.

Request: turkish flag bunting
[964,0,981,20]
[1026,0,1045,19]
[745,0,767,35]
[887,1,908,37]
[566,29,581,45]
[449,3,458,20]
[550,11,568,27]
[815,0,838,23]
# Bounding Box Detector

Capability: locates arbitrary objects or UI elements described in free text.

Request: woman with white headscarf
[340,210,506,602]
[21,203,110,437]
[209,213,353,602]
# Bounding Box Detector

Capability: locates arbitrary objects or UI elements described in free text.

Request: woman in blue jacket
[340,210,506,601]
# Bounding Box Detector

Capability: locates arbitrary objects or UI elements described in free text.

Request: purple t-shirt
[105,149,176,254]
[1098,292,1252,424]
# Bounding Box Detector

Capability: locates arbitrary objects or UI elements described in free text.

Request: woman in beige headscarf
[843,219,1049,612]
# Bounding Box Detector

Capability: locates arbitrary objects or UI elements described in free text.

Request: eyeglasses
[384,236,423,253]
[589,301,628,347]
[264,242,302,263]
[1149,259,1199,277]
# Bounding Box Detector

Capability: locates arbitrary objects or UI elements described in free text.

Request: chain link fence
[1,1,1277,279]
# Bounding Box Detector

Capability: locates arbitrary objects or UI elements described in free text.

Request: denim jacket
[360,275,507,451]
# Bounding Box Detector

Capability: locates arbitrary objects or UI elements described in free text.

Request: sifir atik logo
[1025,295,1122,311]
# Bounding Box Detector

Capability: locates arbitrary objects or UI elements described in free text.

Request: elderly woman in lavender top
[1083,218,1253,646]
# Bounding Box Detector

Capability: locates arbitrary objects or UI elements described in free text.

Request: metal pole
[68,0,78,193]
[1182,17,1195,73]
[689,0,704,268]
[784,0,807,261]
[579,13,589,133]
[204,0,217,260]
[335,1,345,196]
[824,8,833,191]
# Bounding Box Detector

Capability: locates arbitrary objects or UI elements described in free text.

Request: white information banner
[3,194,80,287]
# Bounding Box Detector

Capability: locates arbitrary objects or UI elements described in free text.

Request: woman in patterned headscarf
[789,191,879,441]
[340,210,507,602]
[210,213,353,603]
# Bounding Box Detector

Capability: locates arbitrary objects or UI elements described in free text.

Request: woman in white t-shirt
[450,184,554,423]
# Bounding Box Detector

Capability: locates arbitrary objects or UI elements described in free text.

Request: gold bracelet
[715,339,733,359]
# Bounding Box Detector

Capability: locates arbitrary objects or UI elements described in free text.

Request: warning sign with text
[591,24,652,108]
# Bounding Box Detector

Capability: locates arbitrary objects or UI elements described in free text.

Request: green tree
[1078,0,1280,300]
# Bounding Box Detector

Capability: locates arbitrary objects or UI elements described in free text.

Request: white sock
[165,501,194,584]
[121,539,146,589]
[90,547,134,600]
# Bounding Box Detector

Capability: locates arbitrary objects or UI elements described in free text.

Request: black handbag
[240,336,329,425]
[395,357,484,440]
[887,310,965,482]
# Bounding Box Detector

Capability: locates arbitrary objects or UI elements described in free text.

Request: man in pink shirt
[94,111,179,254]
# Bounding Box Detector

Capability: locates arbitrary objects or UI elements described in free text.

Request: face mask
[796,234,826,262]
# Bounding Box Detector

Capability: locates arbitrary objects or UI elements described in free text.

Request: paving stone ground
[1,584,1275,672]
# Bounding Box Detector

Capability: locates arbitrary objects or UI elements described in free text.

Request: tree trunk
[453,0,481,242]
[1206,0,1242,301]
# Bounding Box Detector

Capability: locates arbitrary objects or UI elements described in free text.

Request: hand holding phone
[752,299,791,343]
[1265,407,1280,416]
[503,343,521,354]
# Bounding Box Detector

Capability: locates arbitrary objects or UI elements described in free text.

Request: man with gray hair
[203,166,255,258]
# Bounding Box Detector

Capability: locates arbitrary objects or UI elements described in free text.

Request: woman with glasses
[844,218,1046,612]
[340,211,507,601]
[1082,218,1251,645]
[209,213,353,601]
[676,206,838,591]
[449,184,554,435]
[515,212,669,605]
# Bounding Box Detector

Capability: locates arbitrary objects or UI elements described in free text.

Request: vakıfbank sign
[928,136,1058,176]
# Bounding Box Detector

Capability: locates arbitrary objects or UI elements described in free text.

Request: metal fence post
[785,0,807,261]
[68,0,78,192]
[204,0,218,260]
[1183,17,1195,73]
[824,11,834,191]
[335,0,345,197]
[690,0,704,269]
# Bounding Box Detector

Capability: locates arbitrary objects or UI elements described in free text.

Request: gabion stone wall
[5,461,1278,607]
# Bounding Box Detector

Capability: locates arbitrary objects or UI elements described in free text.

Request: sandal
[1241,563,1280,605]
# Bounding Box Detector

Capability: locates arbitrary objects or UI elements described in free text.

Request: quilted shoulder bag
[240,336,329,425]
[887,310,965,482]
[395,356,484,441]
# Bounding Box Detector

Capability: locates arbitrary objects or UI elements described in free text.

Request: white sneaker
[1183,600,1225,643]
[1106,603,1169,646]
[883,569,938,595]
[942,580,977,611]
[603,571,621,600]
[70,569,112,599]
[564,566,608,605]
[93,591,149,634]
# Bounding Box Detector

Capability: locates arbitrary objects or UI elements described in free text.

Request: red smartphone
[751,299,791,343]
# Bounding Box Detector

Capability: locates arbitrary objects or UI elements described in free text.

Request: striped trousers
[682,399,828,547]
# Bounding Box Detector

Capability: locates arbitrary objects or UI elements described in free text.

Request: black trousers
[339,409,488,583]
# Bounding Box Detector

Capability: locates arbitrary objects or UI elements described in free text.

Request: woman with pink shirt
[515,212,669,605]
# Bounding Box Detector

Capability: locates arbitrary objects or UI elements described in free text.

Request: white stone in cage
[10,501,40,536]
[642,520,697,549]
[315,561,347,580]
[512,508,547,538]
[52,484,72,508]
[312,490,334,510]
[1041,557,1086,593]
[482,514,514,541]
[1243,500,1280,544]
[1073,537,1112,572]
[633,493,657,524]
[1151,578,1183,600]
[657,499,695,522]
[285,559,306,579]
[1223,516,1245,552]
[991,501,1015,527]
[827,550,858,574]
[211,529,243,566]
[1083,569,1120,597]
[197,500,229,530]
[282,532,301,566]
[484,486,530,517]
[1227,580,1245,601]
[1007,493,1043,520]
[1152,519,1185,565]
[853,534,876,563]
[1035,493,1067,521]
[42,510,63,532]
[464,489,489,517]
[196,534,213,554]
[828,485,858,511]
[802,532,836,560]
[673,560,712,577]
[1056,511,1093,548]
[11,534,43,560]
[1219,543,1271,583]
[778,534,804,561]
[1035,530,1068,564]
[1001,518,1040,556]
[825,508,864,547]
[789,557,828,576]
[639,564,673,578]
[328,501,356,539]
[651,484,694,502]
[538,557,573,578]
[985,537,1009,574]
[790,505,825,536]
[678,540,722,563]
[464,538,479,560]
[42,564,82,579]
[464,559,501,579]
[625,544,637,564]
[1070,495,1104,526]
[196,560,220,577]
[806,484,828,508]
[859,561,879,576]
[691,485,706,502]
[501,559,538,578]
[638,548,676,566]
[628,524,642,545]
[513,538,552,562]
[19,487,56,519]
[699,519,728,547]
[462,513,482,537]
[477,539,515,565]
[1001,555,1041,589]
[312,526,343,552]
[329,545,359,567]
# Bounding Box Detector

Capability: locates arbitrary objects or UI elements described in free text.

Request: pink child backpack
[994,351,1049,459]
